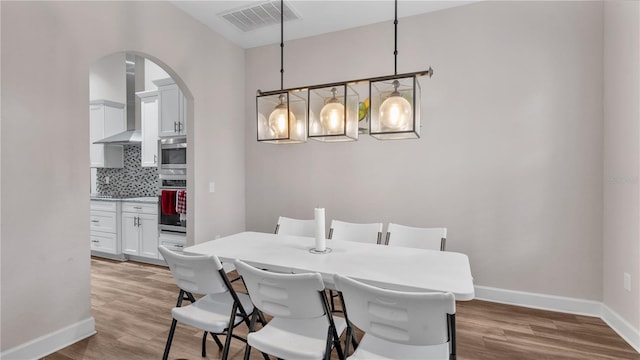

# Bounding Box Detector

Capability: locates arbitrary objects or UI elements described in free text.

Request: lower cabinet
[121,202,159,259]
[90,200,120,254]
[90,231,118,254]
[158,231,187,259]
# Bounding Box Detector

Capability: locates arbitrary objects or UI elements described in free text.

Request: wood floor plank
[42,258,640,360]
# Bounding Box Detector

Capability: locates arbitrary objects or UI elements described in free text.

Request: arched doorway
[89,51,192,264]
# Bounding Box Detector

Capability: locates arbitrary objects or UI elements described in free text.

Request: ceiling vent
[219,1,300,33]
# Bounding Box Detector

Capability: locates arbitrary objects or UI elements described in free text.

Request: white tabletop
[185,232,475,301]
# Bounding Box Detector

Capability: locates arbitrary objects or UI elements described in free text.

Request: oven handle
[160,143,187,150]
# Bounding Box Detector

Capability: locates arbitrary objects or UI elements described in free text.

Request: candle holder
[309,247,332,254]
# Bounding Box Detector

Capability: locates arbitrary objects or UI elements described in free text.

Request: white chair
[328,220,383,244]
[386,223,447,251]
[327,219,383,312]
[275,215,316,237]
[334,274,457,360]
[234,259,347,360]
[158,246,257,360]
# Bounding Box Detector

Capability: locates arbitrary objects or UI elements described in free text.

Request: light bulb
[268,95,295,138]
[320,88,345,134]
[379,81,412,131]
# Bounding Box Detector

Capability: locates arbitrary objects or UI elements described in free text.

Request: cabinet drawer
[90,231,117,254]
[90,211,117,233]
[90,201,117,212]
[122,202,157,214]
[159,240,185,258]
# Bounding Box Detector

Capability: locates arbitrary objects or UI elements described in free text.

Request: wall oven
[159,137,187,235]
[159,137,186,174]
[159,173,187,234]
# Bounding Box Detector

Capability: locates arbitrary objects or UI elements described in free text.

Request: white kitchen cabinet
[90,200,121,255]
[121,202,159,259]
[158,231,187,260]
[90,100,125,168]
[154,78,186,137]
[137,90,159,167]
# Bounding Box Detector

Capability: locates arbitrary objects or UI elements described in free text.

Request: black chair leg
[243,342,252,360]
[329,290,337,312]
[163,319,178,360]
[209,332,224,350]
[201,332,207,357]
[221,328,234,360]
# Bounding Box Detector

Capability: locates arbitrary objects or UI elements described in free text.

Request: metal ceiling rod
[280,0,284,90]
[394,0,398,75]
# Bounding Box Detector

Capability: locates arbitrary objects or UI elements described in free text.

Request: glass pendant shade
[257,90,307,143]
[308,84,359,142]
[369,75,421,139]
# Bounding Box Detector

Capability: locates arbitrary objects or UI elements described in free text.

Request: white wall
[245,1,604,300]
[0,1,245,354]
[603,0,640,333]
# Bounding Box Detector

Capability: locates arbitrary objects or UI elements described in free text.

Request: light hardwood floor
[44,258,639,360]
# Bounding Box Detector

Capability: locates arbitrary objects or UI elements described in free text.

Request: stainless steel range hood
[94,54,141,145]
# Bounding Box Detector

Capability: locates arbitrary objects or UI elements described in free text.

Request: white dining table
[184,231,475,301]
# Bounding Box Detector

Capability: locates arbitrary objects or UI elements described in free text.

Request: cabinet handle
[136,217,140,227]
[154,155,157,164]
[91,220,99,223]
[133,206,142,210]
[178,122,183,133]
[174,122,178,132]
[175,244,184,248]
[91,240,99,243]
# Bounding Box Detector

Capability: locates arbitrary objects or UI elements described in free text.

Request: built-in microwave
[159,137,186,175]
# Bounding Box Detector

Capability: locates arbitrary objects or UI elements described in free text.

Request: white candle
[314,208,326,251]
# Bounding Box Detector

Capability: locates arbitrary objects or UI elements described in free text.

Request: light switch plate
[624,273,631,292]
[209,182,215,193]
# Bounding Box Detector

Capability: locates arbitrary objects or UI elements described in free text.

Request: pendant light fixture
[308,83,361,142]
[256,0,433,144]
[256,0,307,143]
[369,0,433,140]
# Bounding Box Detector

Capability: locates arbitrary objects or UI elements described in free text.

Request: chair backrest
[275,216,316,237]
[334,274,455,346]
[234,259,326,319]
[328,220,383,244]
[159,245,229,295]
[386,223,447,251]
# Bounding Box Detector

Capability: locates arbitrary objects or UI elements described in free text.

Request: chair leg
[243,341,252,360]
[209,332,224,350]
[351,331,359,350]
[329,290,337,312]
[344,325,352,356]
[331,325,345,360]
[162,319,178,360]
[201,332,208,357]
[257,310,267,325]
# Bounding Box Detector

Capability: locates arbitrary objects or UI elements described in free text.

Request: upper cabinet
[90,100,125,168]
[137,90,159,167]
[154,78,187,138]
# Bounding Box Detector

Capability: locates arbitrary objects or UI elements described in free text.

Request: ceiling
[170,1,476,49]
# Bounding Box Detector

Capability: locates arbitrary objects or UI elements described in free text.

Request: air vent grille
[219,1,300,32]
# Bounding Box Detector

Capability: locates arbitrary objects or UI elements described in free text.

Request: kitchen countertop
[90,196,158,204]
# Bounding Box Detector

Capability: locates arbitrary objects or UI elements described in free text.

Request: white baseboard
[602,304,640,353]
[0,317,95,360]
[474,285,602,316]
[475,285,639,354]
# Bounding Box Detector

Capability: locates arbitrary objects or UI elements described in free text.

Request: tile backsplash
[96,145,158,197]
